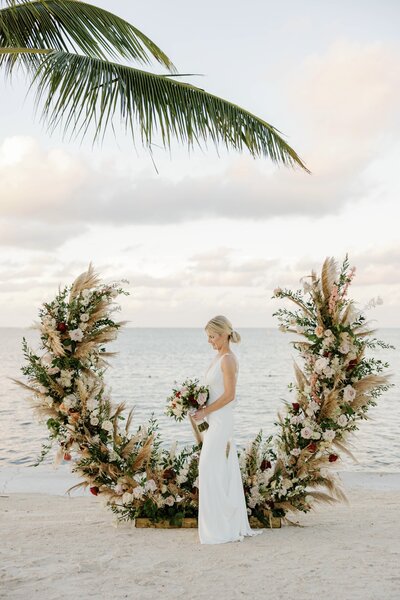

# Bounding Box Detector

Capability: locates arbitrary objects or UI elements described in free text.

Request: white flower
[282,478,293,490]
[81,289,91,305]
[161,484,168,493]
[165,495,175,506]
[176,473,188,485]
[339,342,351,354]
[343,385,356,402]
[132,486,145,499]
[37,385,48,394]
[48,366,60,375]
[336,414,348,427]
[322,429,336,442]
[262,470,273,484]
[69,328,84,342]
[102,419,114,433]
[290,448,301,457]
[42,315,56,329]
[58,369,73,387]
[306,400,320,417]
[63,394,77,409]
[145,479,157,493]
[300,426,313,439]
[115,484,124,495]
[80,313,89,322]
[41,353,52,366]
[323,366,335,378]
[44,395,54,407]
[331,357,341,371]
[322,337,333,350]
[311,430,321,440]
[324,329,333,337]
[86,397,98,412]
[314,357,329,373]
[122,492,133,504]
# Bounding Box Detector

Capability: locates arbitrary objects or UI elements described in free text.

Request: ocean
[1,327,399,472]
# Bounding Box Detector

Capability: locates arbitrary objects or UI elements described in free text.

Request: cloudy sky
[1,0,399,327]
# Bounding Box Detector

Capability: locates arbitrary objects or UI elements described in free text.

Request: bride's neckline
[207,351,238,374]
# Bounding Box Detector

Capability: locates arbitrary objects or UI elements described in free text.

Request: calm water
[1,327,399,472]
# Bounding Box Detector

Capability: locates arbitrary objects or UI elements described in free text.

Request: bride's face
[206,329,225,350]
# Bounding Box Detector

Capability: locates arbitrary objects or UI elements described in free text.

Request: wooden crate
[135,517,198,528]
[135,516,281,528]
[249,515,281,528]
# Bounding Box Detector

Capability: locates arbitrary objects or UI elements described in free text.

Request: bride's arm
[193,355,237,420]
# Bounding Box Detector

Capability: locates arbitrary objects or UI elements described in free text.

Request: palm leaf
[0,0,175,72]
[21,52,308,166]
[3,48,309,168]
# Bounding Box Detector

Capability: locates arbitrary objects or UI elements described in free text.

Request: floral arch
[17,255,393,527]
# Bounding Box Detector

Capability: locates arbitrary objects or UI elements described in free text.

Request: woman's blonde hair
[205,315,241,343]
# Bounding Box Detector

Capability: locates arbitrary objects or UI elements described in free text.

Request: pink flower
[197,392,208,405]
[328,284,339,314]
[301,426,313,439]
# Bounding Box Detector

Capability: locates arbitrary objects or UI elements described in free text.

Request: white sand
[1,472,399,600]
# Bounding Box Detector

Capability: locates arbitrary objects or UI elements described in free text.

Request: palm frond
[5,49,309,168]
[0,0,175,72]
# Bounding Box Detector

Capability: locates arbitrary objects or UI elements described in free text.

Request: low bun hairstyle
[205,315,241,344]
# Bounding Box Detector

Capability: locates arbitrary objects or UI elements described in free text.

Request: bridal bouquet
[165,378,209,432]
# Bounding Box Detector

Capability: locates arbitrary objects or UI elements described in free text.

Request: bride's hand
[192,407,207,421]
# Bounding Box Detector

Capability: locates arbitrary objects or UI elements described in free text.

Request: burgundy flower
[56,322,67,333]
[175,391,181,398]
[90,486,100,496]
[163,468,176,480]
[63,452,72,461]
[347,359,358,371]
[266,500,275,509]
[260,459,272,471]
[306,442,317,453]
[292,402,300,412]
[328,454,338,462]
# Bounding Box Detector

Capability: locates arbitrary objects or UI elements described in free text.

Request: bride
[192,315,264,544]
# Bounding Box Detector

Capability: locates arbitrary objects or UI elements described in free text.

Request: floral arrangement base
[249,515,281,529]
[134,516,281,528]
[135,517,198,528]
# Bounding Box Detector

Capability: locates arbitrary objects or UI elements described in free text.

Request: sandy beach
[1,471,399,600]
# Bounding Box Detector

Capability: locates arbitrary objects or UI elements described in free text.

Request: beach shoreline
[1,471,399,600]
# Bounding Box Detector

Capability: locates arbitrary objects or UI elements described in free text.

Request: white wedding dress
[198,352,264,544]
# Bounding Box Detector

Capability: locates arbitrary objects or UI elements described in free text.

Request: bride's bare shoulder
[221,352,239,370]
